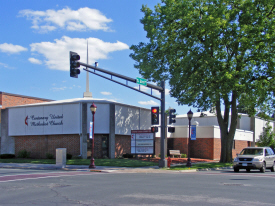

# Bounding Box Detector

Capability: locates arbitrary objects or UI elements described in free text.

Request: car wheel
[260,162,266,173]
[234,168,239,172]
[246,169,250,172]
[271,162,275,172]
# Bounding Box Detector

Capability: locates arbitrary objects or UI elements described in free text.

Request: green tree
[256,123,275,149]
[130,0,275,162]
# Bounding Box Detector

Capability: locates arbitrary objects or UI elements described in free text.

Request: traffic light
[70,51,80,78]
[151,107,159,125]
[151,126,158,133]
[168,127,175,133]
[169,109,176,124]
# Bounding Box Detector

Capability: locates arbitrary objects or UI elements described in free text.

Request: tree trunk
[220,130,235,162]
[216,92,238,163]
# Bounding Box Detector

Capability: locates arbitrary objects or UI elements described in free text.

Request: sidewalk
[0,159,226,173]
[0,162,207,173]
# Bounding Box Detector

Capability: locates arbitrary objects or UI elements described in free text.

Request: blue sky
[0,0,196,115]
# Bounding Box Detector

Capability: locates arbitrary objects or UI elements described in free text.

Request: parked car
[233,147,275,173]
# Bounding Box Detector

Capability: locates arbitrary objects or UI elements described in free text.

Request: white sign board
[131,130,154,155]
[8,104,81,136]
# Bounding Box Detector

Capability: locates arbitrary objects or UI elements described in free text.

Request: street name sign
[136,77,147,86]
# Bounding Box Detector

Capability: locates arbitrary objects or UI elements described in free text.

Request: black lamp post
[89,102,97,169]
[186,109,193,167]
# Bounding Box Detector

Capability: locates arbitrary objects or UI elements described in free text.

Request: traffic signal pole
[70,52,167,168]
[159,81,167,168]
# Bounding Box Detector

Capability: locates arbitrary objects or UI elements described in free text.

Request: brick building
[161,111,275,160]
[1,91,268,161]
[0,92,52,123]
[0,92,52,154]
[1,97,151,159]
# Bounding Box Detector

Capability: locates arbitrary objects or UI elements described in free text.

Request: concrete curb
[0,163,233,173]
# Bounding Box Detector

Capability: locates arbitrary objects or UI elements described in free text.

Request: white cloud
[28,57,42,64]
[30,36,129,71]
[165,88,170,95]
[101,91,112,95]
[0,62,9,68]
[19,7,113,33]
[51,86,67,91]
[0,43,27,54]
[138,100,159,106]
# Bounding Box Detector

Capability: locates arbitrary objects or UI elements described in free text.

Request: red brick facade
[1,92,253,160]
[232,139,250,158]
[1,92,53,155]
[87,134,109,158]
[13,133,250,159]
[0,92,52,109]
[14,134,80,158]
[115,135,131,157]
[160,137,250,160]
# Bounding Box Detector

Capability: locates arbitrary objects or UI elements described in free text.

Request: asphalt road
[0,168,275,206]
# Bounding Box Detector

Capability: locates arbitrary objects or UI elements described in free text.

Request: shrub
[46,153,54,159]
[17,149,30,158]
[67,154,72,159]
[72,155,82,159]
[122,153,133,158]
[102,155,109,159]
[158,154,167,158]
[0,154,15,159]
[256,123,275,149]
[181,153,187,158]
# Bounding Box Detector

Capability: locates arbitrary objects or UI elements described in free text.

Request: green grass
[0,158,158,167]
[168,162,233,170]
[68,159,158,167]
[0,159,56,164]
[0,158,232,169]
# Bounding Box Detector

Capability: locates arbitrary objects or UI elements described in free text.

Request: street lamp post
[89,102,97,169]
[186,109,193,167]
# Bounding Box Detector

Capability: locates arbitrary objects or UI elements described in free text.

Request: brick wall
[0,92,51,109]
[115,135,131,157]
[213,138,221,160]
[173,138,188,155]
[190,138,214,159]
[87,134,109,158]
[171,138,250,160]
[0,92,51,124]
[232,140,249,158]
[167,138,216,159]
[14,134,80,158]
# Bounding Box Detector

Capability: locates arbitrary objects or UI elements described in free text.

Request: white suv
[233,147,275,173]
